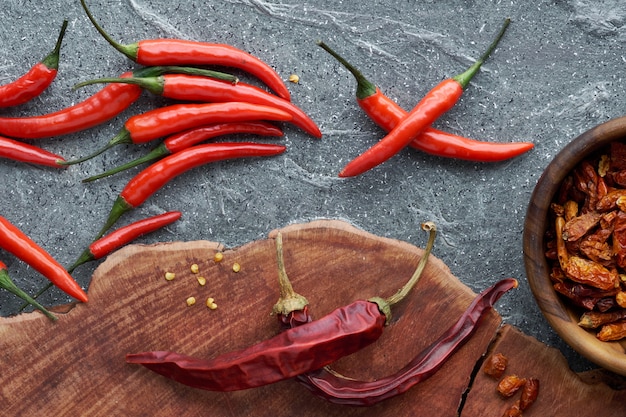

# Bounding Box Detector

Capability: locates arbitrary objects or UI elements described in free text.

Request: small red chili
[0,215,87,303]
[94,142,287,239]
[82,121,283,182]
[0,20,68,108]
[0,259,57,321]
[81,0,291,101]
[0,135,67,168]
[124,224,436,392]
[74,73,322,138]
[62,102,293,165]
[338,18,511,177]
[317,41,534,162]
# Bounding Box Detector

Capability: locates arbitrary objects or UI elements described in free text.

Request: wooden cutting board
[0,220,623,416]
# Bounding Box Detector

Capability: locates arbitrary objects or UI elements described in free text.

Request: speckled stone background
[1,0,625,374]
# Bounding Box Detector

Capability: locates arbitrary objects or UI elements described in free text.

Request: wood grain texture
[0,220,502,416]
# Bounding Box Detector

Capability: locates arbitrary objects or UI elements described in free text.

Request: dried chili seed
[164,272,176,281]
[520,378,539,410]
[288,74,300,83]
[232,262,241,273]
[186,296,196,307]
[213,252,224,263]
[497,375,527,398]
[197,276,206,286]
[483,352,508,379]
[206,297,218,310]
[190,263,199,274]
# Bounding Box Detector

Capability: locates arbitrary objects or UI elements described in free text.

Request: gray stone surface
[1,0,624,373]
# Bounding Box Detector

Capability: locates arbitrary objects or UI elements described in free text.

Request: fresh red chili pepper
[74,73,321,138]
[317,41,534,162]
[94,142,287,239]
[0,20,68,108]
[0,135,67,168]
[296,278,518,406]
[0,215,87,303]
[80,0,291,101]
[124,223,435,392]
[338,18,511,177]
[83,122,283,182]
[62,102,293,165]
[0,260,57,321]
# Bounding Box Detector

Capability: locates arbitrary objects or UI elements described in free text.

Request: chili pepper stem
[1,269,57,321]
[272,233,309,316]
[96,196,133,240]
[80,0,139,60]
[452,18,510,89]
[82,144,168,183]
[74,77,164,95]
[316,41,377,100]
[41,20,68,70]
[60,129,131,166]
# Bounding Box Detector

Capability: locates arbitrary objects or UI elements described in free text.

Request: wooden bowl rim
[523,115,626,375]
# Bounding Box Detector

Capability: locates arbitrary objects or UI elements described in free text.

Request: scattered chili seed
[197,276,206,286]
[213,252,224,263]
[190,263,199,274]
[288,74,300,83]
[232,262,241,273]
[483,352,508,379]
[497,375,527,398]
[165,272,176,281]
[206,297,218,310]
[186,296,196,307]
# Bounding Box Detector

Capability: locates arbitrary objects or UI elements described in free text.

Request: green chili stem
[316,41,377,100]
[59,129,131,166]
[80,0,139,61]
[41,20,68,70]
[1,269,57,321]
[82,143,169,183]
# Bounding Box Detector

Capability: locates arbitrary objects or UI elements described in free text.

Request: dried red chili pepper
[82,122,283,182]
[62,102,292,165]
[497,375,527,398]
[94,142,286,239]
[74,74,321,138]
[0,20,68,108]
[483,352,509,379]
[317,41,533,162]
[80,0,291,100]
[0,260,57,321]
[0,215,87,303]
[125,223,436,392]
[519,378,539,410]
[338,18,511,177]
[0,135,66,168]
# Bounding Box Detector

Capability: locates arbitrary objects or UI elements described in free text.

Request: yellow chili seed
[197,276,206,286]
[232,262,241,273]
[190,263,199,274]
[206,297,218,310]
[288,74,300,83]
[213,252,224,263]
[186,296,196,307]
[164,272,176,281]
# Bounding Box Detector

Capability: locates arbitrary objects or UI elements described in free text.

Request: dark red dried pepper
[125,223,436,392]
[82,121,283,182]
[338,18,511,177]
[74,73,321,138]
[0,20,68,108]
[62,102,292,165]
[0,215,87,303]
[0,260,57,321]
[0,135,66,168]
[80,0,291,100]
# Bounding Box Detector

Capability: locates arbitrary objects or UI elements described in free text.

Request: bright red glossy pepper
[0,20,68,108]
[317,41,534,162]
[0,215,87,303]
[63,102,293,165]
[0,260,57,321]
[83,122,283,182]
[338,18,511,177]
[0,135,66,168]
[81,0,291,101]
[74,73,321,138]
[95,142,287,239]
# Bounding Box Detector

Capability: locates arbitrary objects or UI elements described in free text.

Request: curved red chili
[0,135,66,168]
[318,42,533,162]
[297,278,519,406]
[95,142,287,239]
[83,122,283,182]
[80,0,291,101]
[0,260,57,321]
[63,102,292,165]
[338,18,511,177]
[75,73,321,138]
[0,20,68,108]
[0,215,87,303]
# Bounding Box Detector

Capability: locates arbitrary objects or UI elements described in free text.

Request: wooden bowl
[523,116,626,376]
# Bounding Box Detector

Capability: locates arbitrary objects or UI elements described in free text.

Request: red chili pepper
[0,135,67,168]
[296,278,519,406]
[74,73,322,138]
[0,20,68,108]
[125,224,435,392]
[338,18,511,177]
[317,41,534,162]
[0,215,88,303]
[83,122,283,182]
[0,260,57,321]
[62,102,293,165]
[95,142,287,239]
[80,0,291,101]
